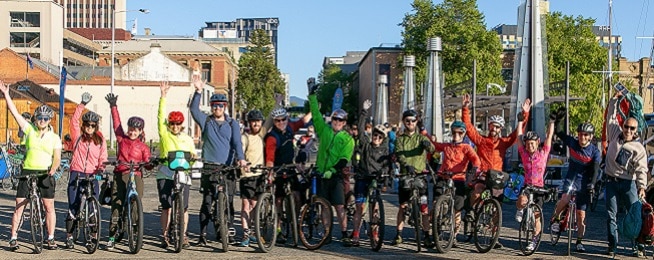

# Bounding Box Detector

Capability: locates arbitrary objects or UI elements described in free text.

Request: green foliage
[237,29,286,116]
[315,64,358,124]
[401,0,503,94]
[546,12,609,134]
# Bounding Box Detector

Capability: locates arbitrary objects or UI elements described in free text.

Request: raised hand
[192,74,205,93]
[307,77,318,95]
[0,80,8,94]
[105,93,118,107]
[522,98,532,113]
[462,93,471,108]
[363,99,372,111]
[160,81,170,97]
[81,92,92,105]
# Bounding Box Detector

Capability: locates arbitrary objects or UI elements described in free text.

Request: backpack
[619,200,643,240]
[638,201,654,245]
[618,93,646,134]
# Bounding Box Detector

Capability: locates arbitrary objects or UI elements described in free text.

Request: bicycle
[54,151,72,188]
[517,186,556,255]
[159,151,195,253]
[103,160,150,254]
[431,173,457,253]
[201,162,242,252]
[70,172,103,253]
[401,171,429,253]
[344,172,387,251]
[3,146,24,190]
[251,164,298,252]
[16,170,48,253]
[472,171,505,253]
[589,170,605,212]
[297,165,333,250]
[549,184,578,256]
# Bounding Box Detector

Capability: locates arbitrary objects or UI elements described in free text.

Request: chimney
[150,42,161,53]
[144,27,151,36]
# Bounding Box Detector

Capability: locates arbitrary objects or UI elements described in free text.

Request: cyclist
[237,109,266,247]
[548,110,601,253]
[2,80,62,251]
[264,107,311,243]
[604,92,648,257]
[307,79,355,246]
[104,93,153,250]
[514,111,554,252]
[392,109,435,247]
[190,74,247,245]
[351,100,390,247]
[65,92,108,249]
[461,94,531,248]
[156,82,196,249]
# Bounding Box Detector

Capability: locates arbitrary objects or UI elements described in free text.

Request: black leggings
[199,173,236,236]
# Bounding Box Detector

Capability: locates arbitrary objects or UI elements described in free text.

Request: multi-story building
[199,18,279,63]
[53,0,127,29]
[357,47,404,125]
[63,29,102,66]
[323,51,367,75]
[618,57,654,112]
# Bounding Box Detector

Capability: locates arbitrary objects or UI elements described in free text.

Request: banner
[59,67,67,138]
[332,87,343,112]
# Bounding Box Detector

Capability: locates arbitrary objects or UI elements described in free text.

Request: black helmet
[210,93,228,103]
[127,116,145,129]
[82,111,100,123]
[577,122,594,133]
[522,131,540,142]
[246,110,264,122]
[402,109,418,119]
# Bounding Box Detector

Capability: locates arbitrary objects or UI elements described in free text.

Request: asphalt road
[0,174,649,260]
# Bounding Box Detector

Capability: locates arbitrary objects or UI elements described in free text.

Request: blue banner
[59,67,67,138]
[332,87,343,112]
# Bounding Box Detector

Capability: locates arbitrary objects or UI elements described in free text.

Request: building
[67,27,132,48]
[63,29,102,66]
[323,51,367,75]
[618,57,654,112]
[357,47,404,125]
[199,18,279,63]
[0,0,64,65]
[53,0,128,29]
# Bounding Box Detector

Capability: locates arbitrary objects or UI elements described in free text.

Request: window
[10,12,40,27]
[10,32,40,48]
[202,62,211,82]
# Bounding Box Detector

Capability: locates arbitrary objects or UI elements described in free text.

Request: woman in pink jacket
[65,92,108,249]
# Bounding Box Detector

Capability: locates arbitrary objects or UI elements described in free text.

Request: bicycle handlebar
[201,162,248,175]
[16,170,49,179]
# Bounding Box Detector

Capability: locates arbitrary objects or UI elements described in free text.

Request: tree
[401,0,503,94]
[315,64,358,124]
[236,29,286,116]
[545,12,608,134]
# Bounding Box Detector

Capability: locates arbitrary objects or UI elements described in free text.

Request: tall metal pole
[402,55,415,114]
[428,37,444,141]
[472,60,477,126]
[608,0,613,91]
[565,61,570,158]
[110,8,115,150]
[377,75,388,125]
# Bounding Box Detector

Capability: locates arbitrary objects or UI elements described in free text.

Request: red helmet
[168,111,184,124]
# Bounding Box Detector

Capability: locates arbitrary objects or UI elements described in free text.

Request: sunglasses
[372,134,384,139]
[452,131,465,136]
[83,122,97,128]
[211,103,226,109]
[332,117,346,122]
[36,115,51,121]
[404,119,417,123]
[624,125,637,131]
[169,122,183,126]
[274,118,287,123]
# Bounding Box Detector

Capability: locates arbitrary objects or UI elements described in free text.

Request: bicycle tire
[567,204,575,256]
[345,191,355,237]
[369,195,384,252]
[217,192,229,252]
[254,192,277,252]
[412,199,422,252]
[298,197,333,250]
[519,203,542,255]
[285,195,299,247]
[84,197,101,254]
[550,209,562,246]
[432,195,455,253]
[29,198,44,254]
[172,192,184,253]
[127,195,144,254]
[473,199,502,253]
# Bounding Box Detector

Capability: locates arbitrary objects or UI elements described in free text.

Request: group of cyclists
[0,75,649,257]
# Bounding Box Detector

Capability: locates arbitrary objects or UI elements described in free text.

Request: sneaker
[550,222,560,233]
[391,236,403,245]
[106,238,115,250]
[423,235,434,248]
[607,247,615,257]
[197,235,207,246]
[161,236,171,249]
[238,236,250,247]
[182,237,190,249]
[351,238,360,247]
[45,238,58,250]
[276,233,287,244]
[9,239,19,251]
[515,209,524,223]
[493,241,503,249]
[452,240,459,248]
[249,235,257,243]
[65,237,74,249]
[576,243,586,253]
[342,237,352,247]
[634,248,645,257]
[228,227,236,243]
[526,241,536,251]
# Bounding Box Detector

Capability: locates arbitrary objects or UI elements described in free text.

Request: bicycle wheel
[1,179,11,190]
[172,192,184,253]
[217,192,229,252]
[298,197,333,250]
[432,195,455,253]
[412,199,422,252]
[83,197,101,253]
[345,191,355,237]
[254,193,277,252]
[567,205,575,256]
[29,198,44,254]
[368,195,384,252]
[127,195,144,254]
[549,209,562,246]
[473,199,502,253]
[519,204,542,255]
[283,195,299,247]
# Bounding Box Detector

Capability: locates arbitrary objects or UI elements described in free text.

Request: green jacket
[309,95,354,174]
[395,130,434,175]
[157,97,196,181]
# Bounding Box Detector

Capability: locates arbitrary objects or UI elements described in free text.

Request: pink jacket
[70,104,108,174]
[111,106,151,175]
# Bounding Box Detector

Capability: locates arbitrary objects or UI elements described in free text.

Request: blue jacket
[190,92,244,164]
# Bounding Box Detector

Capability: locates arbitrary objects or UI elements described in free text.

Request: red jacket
[461,107,528,172]
[432,141,480,181]
[111,107,151,175]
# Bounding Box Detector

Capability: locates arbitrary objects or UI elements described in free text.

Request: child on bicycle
[351,100,390,247]
[514,109,554,252]
[65,92,108,249]
[431,121,480,248]
[2,80,62,251]
[156,82,196,249]
[105,93,153,250]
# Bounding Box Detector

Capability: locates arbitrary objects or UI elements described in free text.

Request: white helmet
[270,108,288,119]
[488,115,505,128]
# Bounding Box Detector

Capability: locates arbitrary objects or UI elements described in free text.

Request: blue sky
[128,0,653,98]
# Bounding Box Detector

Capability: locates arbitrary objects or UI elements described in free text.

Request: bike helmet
[246,110,264,122]
[82,111,100,123]
[488,115,505,128]
[373,124,388,138]
[331,109,348,120]
[34,105,54,118]
[167,111,184,124]
[450,121,467,133]
[577,122,595,133]
[127,116,145,129]
[270,108,288,119]
[402,109,418,119]
[522,131,540,142]
[209,93,228,103]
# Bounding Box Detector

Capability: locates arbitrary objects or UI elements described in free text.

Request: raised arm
[0,80,29,129]
[461,94,483,145]
[505,99,531,146]
[309,94,326,133]
[70,102,84,142]
[358,100,372,144]
[190,74,208,129]
[516,120,525,149]
[158,82,170,138]
[544,120,555,149]
[605,92,624,142]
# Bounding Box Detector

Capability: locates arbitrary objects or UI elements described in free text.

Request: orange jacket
[432,141,480,181]
[461,107,528,172]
